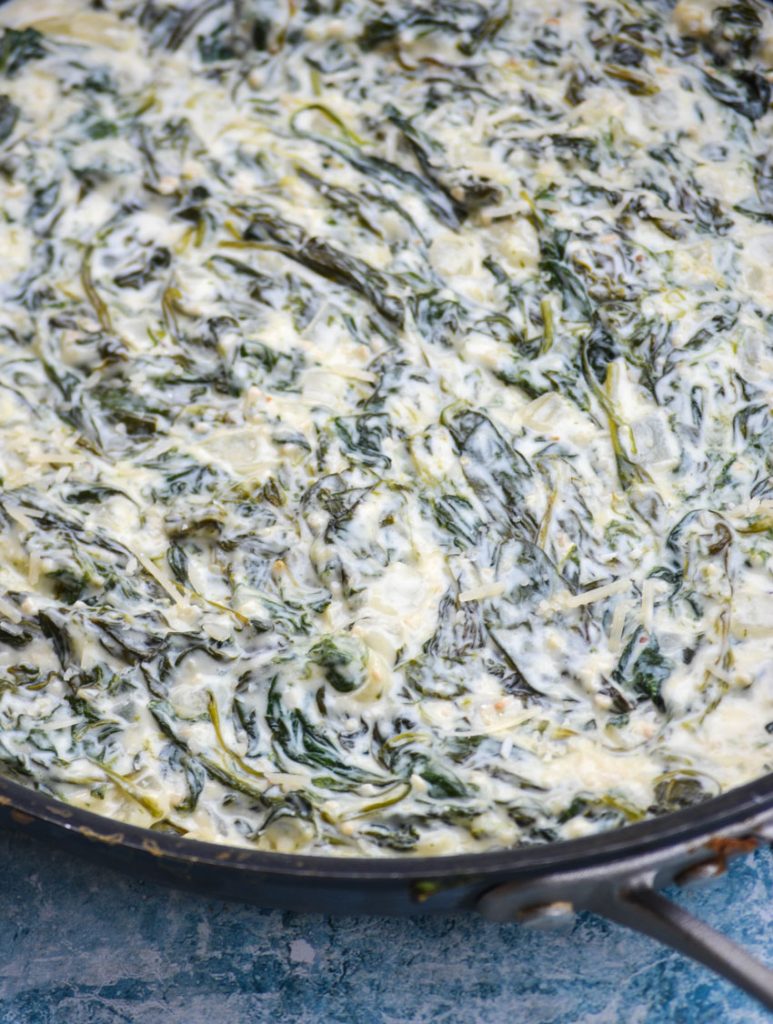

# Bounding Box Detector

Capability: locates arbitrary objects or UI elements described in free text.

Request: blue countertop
[0,828,769,1023]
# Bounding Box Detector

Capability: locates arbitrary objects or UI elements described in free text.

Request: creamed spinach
[0,0,771,855]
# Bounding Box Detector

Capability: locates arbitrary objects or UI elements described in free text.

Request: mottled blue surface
[0,829,769,1024]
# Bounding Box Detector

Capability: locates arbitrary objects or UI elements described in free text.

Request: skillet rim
[1,769,770,881]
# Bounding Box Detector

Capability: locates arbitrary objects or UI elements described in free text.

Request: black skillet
[1,0,772,1011]
[1,769,772,1009]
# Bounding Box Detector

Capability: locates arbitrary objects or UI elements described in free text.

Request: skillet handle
[478,826,773,1012]
[600,886,773,1011]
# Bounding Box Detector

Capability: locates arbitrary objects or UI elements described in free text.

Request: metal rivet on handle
[517,900,575,928]
[675,859,725,887]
